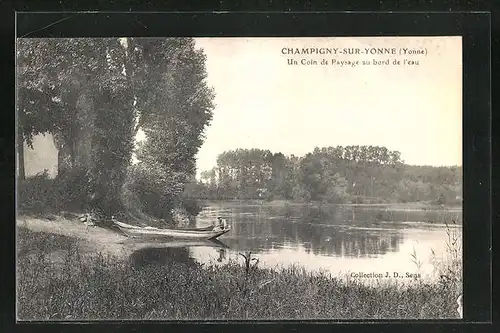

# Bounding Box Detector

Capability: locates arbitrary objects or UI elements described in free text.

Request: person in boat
[216,216,228,230]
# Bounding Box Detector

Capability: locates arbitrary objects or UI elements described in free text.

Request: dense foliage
[193,146,462,205]
[126,38,214,222]
[17,38,214,221]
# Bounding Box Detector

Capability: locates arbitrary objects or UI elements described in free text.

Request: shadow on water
[127,238,230,269]
[129,247,197,269]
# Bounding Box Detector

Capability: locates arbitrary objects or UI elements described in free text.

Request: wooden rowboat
[120,237,230,250]
[113,220,231,240]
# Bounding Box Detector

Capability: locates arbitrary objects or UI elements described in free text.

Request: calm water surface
[132,201,462,282]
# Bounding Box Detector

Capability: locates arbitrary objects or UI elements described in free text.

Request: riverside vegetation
[17,225,462,320]
[17,37,462,320]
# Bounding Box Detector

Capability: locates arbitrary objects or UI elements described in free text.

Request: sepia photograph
[16,36,463,320]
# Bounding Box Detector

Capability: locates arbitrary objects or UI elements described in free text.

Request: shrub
[17,168,95,215]
[53,167,93,211]
[122,163,181,221]
[180,196,203,216]
[17,170,55,214]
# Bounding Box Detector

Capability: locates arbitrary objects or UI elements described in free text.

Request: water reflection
[127,202,462,280]
[193,203,423,258]
[192,202,462,279]
[223,220,402,258]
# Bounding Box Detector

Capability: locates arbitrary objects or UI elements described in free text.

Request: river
[133,201,462,283]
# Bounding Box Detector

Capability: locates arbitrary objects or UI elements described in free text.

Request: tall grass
[429,221,463,289]
[17,227,462,321]
[408,221,462,317]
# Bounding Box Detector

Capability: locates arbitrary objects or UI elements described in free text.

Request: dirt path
[17,215,132,258]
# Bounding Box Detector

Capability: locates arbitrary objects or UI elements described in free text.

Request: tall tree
[17,38,138,216]
[87,39,136,216]
[130,38,215,220]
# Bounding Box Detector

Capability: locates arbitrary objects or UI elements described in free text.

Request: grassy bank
[17,228,461,320]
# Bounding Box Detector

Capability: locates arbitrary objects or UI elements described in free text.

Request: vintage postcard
[16,36,463,320]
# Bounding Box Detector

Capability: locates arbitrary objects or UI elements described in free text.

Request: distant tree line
[186,146,462,205]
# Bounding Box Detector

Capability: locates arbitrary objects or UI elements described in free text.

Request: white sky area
[138,37,463,177]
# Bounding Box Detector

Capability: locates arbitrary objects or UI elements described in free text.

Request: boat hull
[120,238,230,250]
[114,221,230,240]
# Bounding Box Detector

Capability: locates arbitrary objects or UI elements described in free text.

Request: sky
[191,37,463,177]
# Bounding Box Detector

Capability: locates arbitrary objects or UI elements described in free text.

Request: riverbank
[200,199,462,211]
[16,216,462,320]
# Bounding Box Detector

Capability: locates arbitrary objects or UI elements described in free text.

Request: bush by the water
[17,228,462,320]
[17,165,204,225]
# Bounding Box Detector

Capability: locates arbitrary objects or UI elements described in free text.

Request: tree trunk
[17,132,25,180]
[53,133,74,177]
